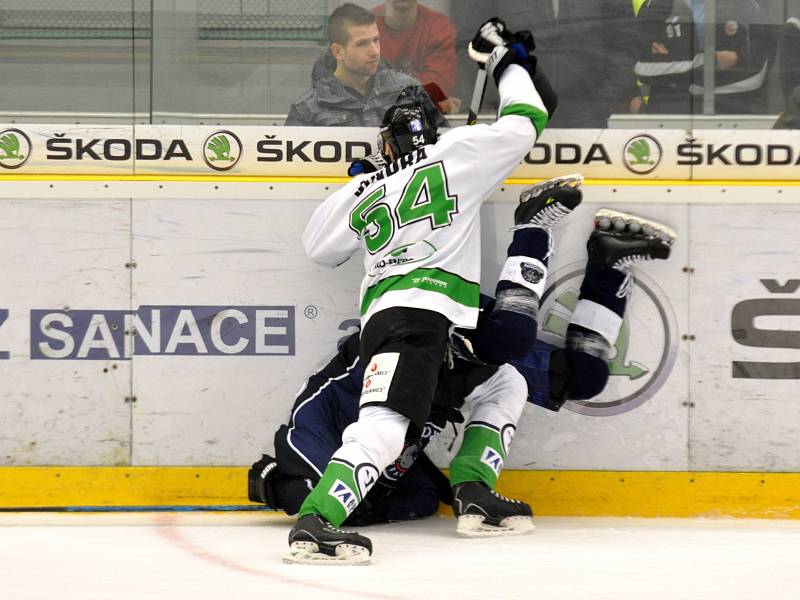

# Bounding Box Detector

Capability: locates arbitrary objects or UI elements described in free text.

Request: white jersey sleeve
[301,180,362,268]
[430,63,550,210]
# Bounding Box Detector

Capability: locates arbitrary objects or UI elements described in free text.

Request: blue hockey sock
[577,263,628,318]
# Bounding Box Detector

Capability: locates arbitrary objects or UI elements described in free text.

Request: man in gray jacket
[285,3,445,127]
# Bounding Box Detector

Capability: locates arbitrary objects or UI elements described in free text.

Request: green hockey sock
[449,424,506,488]
[297,460,361,527]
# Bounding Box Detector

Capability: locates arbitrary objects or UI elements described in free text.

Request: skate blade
[594,208,677,245]
[283,541,371,565]
[522,173,584,199]
[456,514,535,538]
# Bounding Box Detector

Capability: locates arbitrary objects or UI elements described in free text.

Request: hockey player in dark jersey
[251,175,676,557]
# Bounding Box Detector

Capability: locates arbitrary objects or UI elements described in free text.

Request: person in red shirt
[372,0,460,113]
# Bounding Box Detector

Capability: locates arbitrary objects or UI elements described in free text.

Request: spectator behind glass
[372,0,460,114]
[285,3,445,127]
[773,86,800,129]
[634,0,771,115]
[778,17,800,109]
[452,1,637,128]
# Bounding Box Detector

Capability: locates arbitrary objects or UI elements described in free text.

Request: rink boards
[1,134,800,514]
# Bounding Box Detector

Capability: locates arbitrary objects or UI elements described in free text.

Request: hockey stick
[467,65,487,126]
[466,21,504,126]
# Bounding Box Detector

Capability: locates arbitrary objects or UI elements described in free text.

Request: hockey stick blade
[467,67,488,125]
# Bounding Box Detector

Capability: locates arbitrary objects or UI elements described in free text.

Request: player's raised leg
[466,176,583,364]
[564,209,674,401]
[512,173,584,231]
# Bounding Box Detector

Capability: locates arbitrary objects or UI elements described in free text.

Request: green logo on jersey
[368,240,436,278]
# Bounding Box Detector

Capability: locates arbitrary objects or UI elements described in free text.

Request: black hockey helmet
[379,88,438,157]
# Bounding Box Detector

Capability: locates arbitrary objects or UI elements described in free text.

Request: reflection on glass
[0,1,796,128]
[0,0,148,124]
[452,0,639,128]
[775,15,800,129]
[150,0,330,124]
[634,0,772,118]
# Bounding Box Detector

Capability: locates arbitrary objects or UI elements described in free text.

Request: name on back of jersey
[354,147,428,198]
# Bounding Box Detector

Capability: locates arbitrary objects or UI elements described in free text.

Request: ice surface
[1,512,799,600]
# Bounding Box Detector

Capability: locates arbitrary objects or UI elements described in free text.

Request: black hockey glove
[247,454,282,507]
[469,17,512,56]
[347,152,388,177]
[469,18,538,86]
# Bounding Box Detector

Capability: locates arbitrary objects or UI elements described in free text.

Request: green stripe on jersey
[500,102,549,137]
[360,267,480,316]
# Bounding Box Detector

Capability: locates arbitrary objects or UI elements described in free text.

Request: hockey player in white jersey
[288,17,560,564]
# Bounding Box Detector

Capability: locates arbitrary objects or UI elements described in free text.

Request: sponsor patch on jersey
[480,447,504,476]
[367,240,437,278]
[329,479,359,514]
[360,352,399,407]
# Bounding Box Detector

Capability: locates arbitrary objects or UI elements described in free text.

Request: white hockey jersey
[302,64,549,330]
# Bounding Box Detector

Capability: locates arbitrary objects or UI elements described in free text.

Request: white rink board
[689,205,800,471]
[0,190,799,470]
[0,199,133,464]
[128,198,363,465]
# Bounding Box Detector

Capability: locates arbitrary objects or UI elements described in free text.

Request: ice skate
[594,208,676,245]
[453,481,535,537]
[512,173,583,231]
[588,209,674,272]
[284,514,372,565]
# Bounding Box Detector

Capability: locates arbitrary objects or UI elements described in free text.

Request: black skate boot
[513,173,583,231]
[247,454,280,507]
[588,209,675,272]
[452,481,534,537]
[284,514,373,565]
